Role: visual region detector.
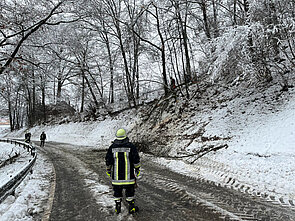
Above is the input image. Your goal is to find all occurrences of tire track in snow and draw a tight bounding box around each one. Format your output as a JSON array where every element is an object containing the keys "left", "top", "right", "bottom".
[{"left": 143, "top": 159, "right": 295, "bottom": 220}]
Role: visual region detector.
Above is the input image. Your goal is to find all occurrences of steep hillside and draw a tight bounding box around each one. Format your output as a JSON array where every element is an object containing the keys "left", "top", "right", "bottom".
[
  {"left": 2, "top": 78, "right": 295, "bottom": 203},
  {"left": 128, "top": 80, "right": 295, "bottom": 203},
  {"left": 130, "top": 81, "right": 294, "bottom": 157}
]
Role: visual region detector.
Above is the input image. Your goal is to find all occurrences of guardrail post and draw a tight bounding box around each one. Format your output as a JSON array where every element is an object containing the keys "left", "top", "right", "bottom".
[{"left": 31, "top": 146, "right": 36, "bottom": 157}]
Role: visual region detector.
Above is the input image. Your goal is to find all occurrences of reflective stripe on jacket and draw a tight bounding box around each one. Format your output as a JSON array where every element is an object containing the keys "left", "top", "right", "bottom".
[{"left": 105, "top": 137, "right": 140, "bottom": 185}]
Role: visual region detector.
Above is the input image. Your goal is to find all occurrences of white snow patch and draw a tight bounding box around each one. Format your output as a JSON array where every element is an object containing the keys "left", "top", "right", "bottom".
[{"left": 0, "top": 149, "right": 53, "bottom": 220}]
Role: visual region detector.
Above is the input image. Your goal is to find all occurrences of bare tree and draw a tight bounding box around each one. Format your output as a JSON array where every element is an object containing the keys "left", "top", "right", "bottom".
[
  {"left": 170, "top": 0, "right": 193, "bottom": 98},
  {"left": 0, "top": 1, "right": 65, "bottom": 75},
  {"left": 129, "top": 2, "right": 170, "bottom": 95}
]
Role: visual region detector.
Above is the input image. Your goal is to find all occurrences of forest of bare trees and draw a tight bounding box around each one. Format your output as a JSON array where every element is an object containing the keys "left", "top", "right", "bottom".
[{"left": 0, "top": 0, "right": 294, "bottom": 130}]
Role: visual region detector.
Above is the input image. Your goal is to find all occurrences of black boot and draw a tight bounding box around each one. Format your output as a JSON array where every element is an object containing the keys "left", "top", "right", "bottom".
[
  {"left": 115, "top": 200, "right": 121, "bottom": 214},
  {"left": 128, "top": 199, "right": 139, "bottom": 214}
]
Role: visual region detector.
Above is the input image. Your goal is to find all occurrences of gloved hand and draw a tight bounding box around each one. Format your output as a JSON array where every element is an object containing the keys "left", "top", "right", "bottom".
[
  {"left": 135, "top": 168, "right": 142, "bottom": 179},
  {"left": 106, "top": 168, "right": 111, "bottom": 177}
]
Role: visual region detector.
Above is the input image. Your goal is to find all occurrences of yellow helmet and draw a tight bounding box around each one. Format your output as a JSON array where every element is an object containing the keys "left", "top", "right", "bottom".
[{"left": 116, "top": 128, "right": 127, "bottom": 140}]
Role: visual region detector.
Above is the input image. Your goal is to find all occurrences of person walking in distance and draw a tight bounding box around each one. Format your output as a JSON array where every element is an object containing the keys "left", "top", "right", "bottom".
[
  {"left": 25, "top": 131, "right": 31, "bottom": 143},
  {"left": 105, "top": 128, "right": 141, "bottom": 214},
  {"left": 40, "top": 131, "right": 46, "bottom": 147}
]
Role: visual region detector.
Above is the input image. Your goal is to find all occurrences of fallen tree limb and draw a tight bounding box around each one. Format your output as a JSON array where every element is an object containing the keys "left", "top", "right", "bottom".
[
  {"left": 190, "top": 144, "right": 228, "bottom": 164},
  {"left": 162, "top": 144, "right": 228, "bottom": 161}
]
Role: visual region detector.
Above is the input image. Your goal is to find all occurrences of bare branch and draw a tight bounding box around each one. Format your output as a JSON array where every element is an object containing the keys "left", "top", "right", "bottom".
[{"left": 0, "top": 1, "right": 64, "bottom": 75}]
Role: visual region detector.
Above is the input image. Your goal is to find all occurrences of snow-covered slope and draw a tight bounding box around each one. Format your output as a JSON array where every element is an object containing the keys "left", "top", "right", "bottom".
[
  {"left": 2, "top": 82, "right": 295, "bottom": 208},
  {"left": 132, "top": 82, "right": 295, "bottom": 204}
]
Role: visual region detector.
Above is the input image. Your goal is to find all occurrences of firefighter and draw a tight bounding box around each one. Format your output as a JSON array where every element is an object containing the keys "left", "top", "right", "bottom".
[
  {"left": 105, "top": 128, "right": 141, "bottom": 214},
  {"left": 25, "top": 131, "right": 31, "bottom": 143}
]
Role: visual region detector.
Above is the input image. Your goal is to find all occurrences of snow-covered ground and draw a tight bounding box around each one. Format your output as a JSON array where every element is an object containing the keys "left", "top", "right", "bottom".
[
  {"left": 0, "top": 153, "right": 53, "bottom": 221},
  {"left": 0, "top": 126, "right": 53, "bottom": 221},
  {"left": 167, "top": 86, "right": 295, "bottom": 203},
  {"left": 0, "top": 84, "right": 294, "bottom": 219},
  {"left": 0, "top": 141, "right": 32, "bottom": 188}
]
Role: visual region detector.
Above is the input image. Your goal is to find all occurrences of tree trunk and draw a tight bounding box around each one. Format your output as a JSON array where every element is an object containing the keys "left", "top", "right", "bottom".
[
  {"left": 154, "top": 5, "right": 168, "bottom": 95},
  {"left": 212, "top": 0, "right": 219, "bottom": 37},
  {"left": 132, "top": 33, "right": 140, "bottom": 105},
  {"left": 172, "top": 39, "right": 182, "bottom": 83},
  {"left": 87, "top": 69, "right": 110, "bottom": 111},
  {"left": 56, "top": 67, "right": 63, "bottom": 103},
  {"left": 243, "top": 0, "right": 249, "bottom": 13},
  {"left": 82, "top": 69, "right": 99, "bottom": 106},
  {"left": 15, "top": 93, "right": 21, "bottom": 130},
  {"left": 269, "top": 1, "right": 280, "bottom": 56},
  {"left": 80, "top": 75, "right": 85, "bottom": 113},
  {"left": 32, "top": 70, "right": 36, "bottom": 125},
  {"left": 106, "top": 39, "right": 114, "bottom": 103},
  {"left": 233, "top": 0, "right": 237, "bottom": 25},
  {"left": 136, "top": 57, "right": 140, "bottom": 100},
  {"left": 100, "top": 23, "right": 115, "bottom": 104},
  {"left": 26, "top": 84, "right": 33, "bottom": 127},
  {"left": 8, "top": 99, "right": 14, "bottom": 131},
  {"left": 42, "top": 86, "right": 46, "bottom": 123},
  {"left": 175, "top": 1, "right": 191, "bottom": 98},
  {"left": 200, "top": 1, "right": 211, "bottom": 39},
  {"left": 53, "top": 78, "right": 56, "bottom": 104},
  {"left": 116, "top": 22, "right": 134, "bottom": 107}
]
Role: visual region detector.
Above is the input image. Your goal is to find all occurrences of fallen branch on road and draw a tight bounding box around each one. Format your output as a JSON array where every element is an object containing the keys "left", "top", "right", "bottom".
[
  {"left": 190, "top": 144, "right": 228, "bottom": 164},
  {"left": 163, "top": 144, "right": 228, "bottom": 162}
]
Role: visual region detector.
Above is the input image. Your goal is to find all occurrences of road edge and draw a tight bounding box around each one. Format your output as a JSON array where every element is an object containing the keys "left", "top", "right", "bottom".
[{"left": 41, "top": 162, "right": 56, "bottom": 221}]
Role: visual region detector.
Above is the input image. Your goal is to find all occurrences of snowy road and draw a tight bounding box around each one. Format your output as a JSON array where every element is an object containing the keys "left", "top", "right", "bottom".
[{"left": 39, "top": 142, "right": 295, "bottom": 221}]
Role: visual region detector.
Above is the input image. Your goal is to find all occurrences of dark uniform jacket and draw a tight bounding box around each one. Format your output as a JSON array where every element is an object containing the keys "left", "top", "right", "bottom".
[
  {"left": 105, "top": 137, "right": 140, "bottom": 185},
  {"left": 25, "top": 133, "right": 31, "bottom": 142},
  {"left": 40, "top": 133, "right": 46, "bottom": 140}
]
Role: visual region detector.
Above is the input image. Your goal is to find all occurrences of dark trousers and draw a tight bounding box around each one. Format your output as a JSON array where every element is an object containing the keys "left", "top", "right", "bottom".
[
  {"left": 113, "top": 184, "right": 135, "bottom": 200},
  {"left": 40, "top": 140, "right": 45, "bottom": 147}
]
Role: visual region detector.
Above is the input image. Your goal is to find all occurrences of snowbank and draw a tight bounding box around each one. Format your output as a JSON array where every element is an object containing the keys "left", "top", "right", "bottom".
[{"left": 0, "top": 141, "right": 53, "bottom": 220}]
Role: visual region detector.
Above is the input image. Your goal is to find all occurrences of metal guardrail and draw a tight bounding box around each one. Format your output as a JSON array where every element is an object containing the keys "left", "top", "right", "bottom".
[{"left": 0, "top": 139, "right": 37, "bottom": 204}]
